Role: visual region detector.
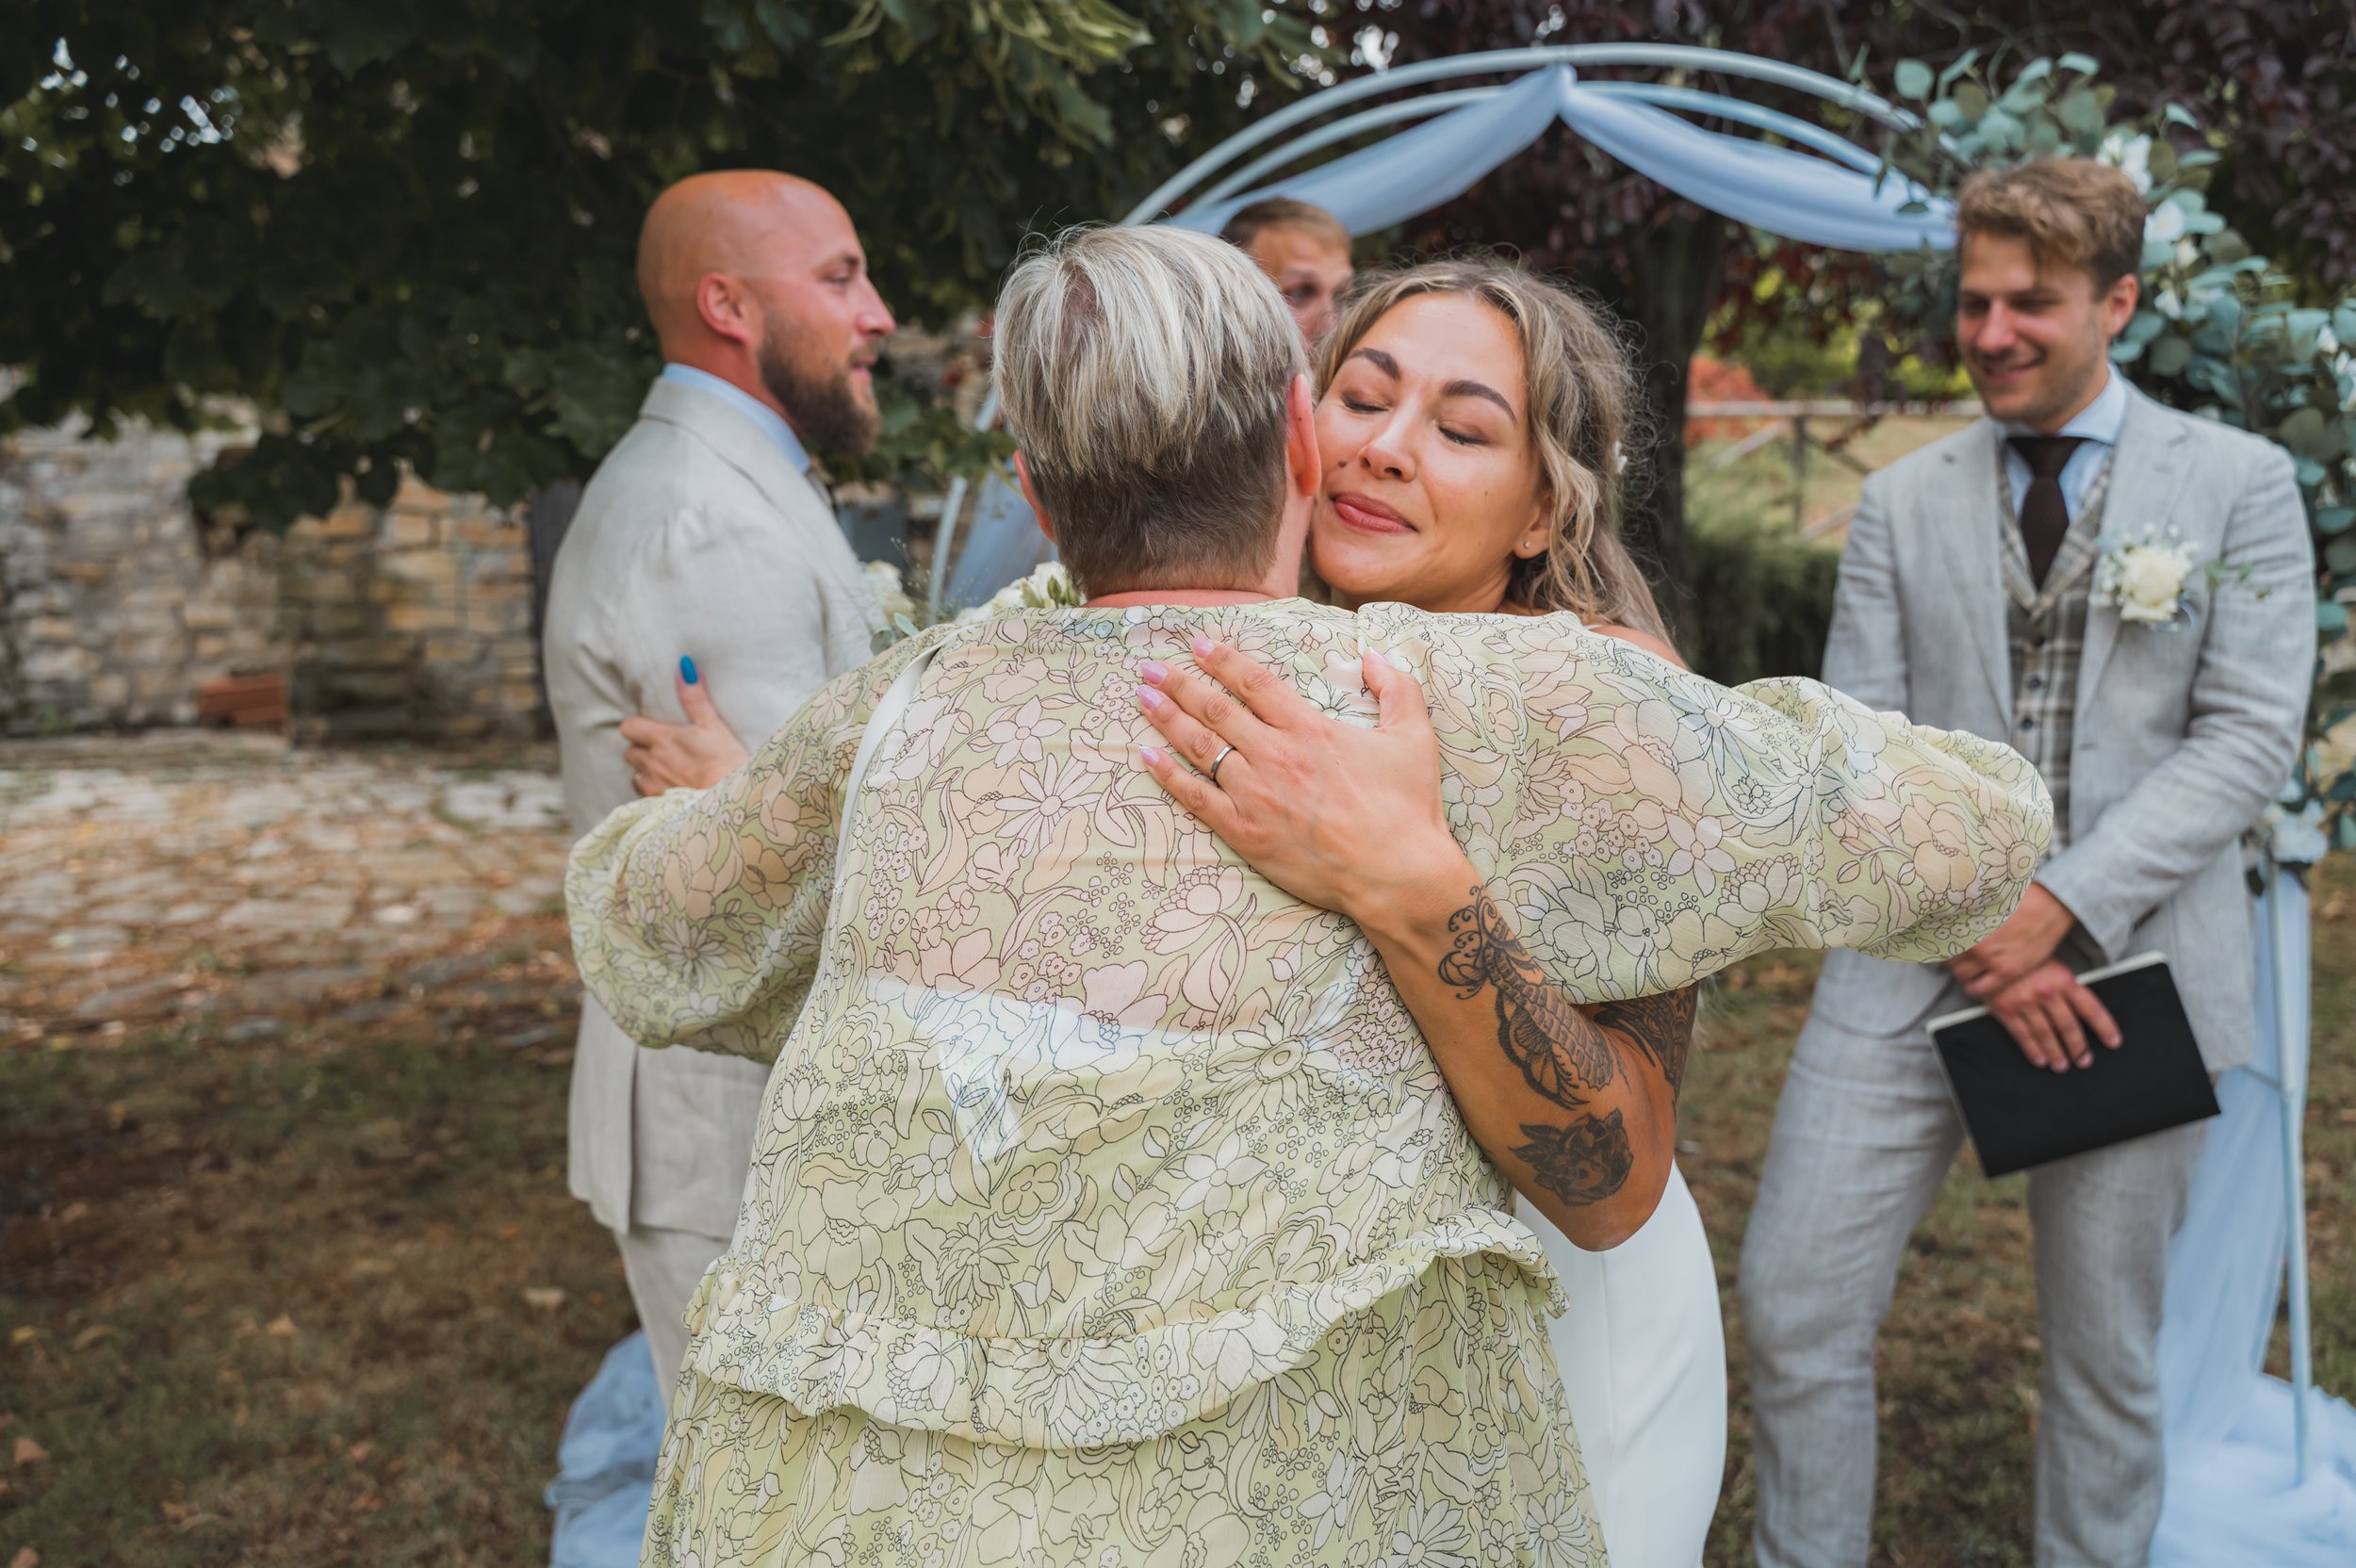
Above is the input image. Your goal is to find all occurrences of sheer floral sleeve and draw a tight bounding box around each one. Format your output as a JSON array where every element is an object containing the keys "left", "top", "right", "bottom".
[
  {"left": 1389, "top": 608, "right": 2053, "bottom": 1001},
  {"left": 564, "top": 629, "right": 941, "bottom": 1062}
]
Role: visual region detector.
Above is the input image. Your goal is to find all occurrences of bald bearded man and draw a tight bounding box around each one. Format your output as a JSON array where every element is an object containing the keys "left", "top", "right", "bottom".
[{"left": 542, "top": 172, "right": 894, "bottom": 1391}]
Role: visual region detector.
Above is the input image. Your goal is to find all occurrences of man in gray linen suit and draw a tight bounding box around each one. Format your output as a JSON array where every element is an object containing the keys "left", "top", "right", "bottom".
[
  {"left": 542, "top": 171, "right": 891, "bottom": 1390},
  {"left": 1740, "top": 158, "right": 2314, "bottom": 1567}
]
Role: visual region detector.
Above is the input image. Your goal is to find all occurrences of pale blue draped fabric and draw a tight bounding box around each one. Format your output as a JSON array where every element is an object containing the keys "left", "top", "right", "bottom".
[
  {"left": 2151, "top": 853, "right": 2356, "bottom": 1562},
  {"left": 545, "top": 1331, "right": 664, "bottom": 1567},
  {"left": 1168, "top": 66, "right": 1954, "bottom": 253}
]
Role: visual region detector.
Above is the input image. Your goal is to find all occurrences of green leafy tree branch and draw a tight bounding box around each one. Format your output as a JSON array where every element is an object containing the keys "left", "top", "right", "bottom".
[{"left": 0, "top": 1, "right": 1328, "bottom": 529}]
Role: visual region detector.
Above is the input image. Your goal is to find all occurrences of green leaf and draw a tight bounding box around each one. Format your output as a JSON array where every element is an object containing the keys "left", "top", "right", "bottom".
[
  {"left": 2059, "top": 88, "right": 2106, "bottom": 137},
  {"left": 2057, "top": 52, "right": 2101, "bottom": 75},
  {"left": 2148, "top": 336, "right": 2193, "bottom": 377},
  {"left": 1939, "top": 48, "right": 1982, "bottom": 90},
  {"left": 2318, "top": 599, "right": 2349, "bottom": 636},
  {"left": 2288, "top": 309, "right": 2332, "bottom": 358},
  {"left": 2327, "top": 538, "right": 2356, "bottom": 576},
  {"left": 2281, "top": 405, "right": 2334, "bottom": 460},
  {"left": 2315, "top": 506, "right": 2356, "bottom": 537},
  {"left": 1894, "top": 59, "right": 1933, "bottom": 101},
  {"left": 1953, "top": 82, "right": 1989, "bottom": 122}
]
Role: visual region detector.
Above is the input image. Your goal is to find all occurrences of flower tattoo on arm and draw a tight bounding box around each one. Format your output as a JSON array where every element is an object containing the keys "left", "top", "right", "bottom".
[
  {"left": 1437, "top": 886, "right": 1697, "bottom": 1208},
  {"left": 1512, "top": 1114, "right": 1637, "bottom": 1208}
]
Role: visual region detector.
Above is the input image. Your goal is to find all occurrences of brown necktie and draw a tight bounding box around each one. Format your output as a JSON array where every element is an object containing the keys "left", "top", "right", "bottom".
[{"left": 2007, "top": 434, "right": 2086, "bottom": 587}]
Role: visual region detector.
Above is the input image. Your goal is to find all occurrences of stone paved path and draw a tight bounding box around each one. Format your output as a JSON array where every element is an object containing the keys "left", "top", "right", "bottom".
[{"left": 0, "top": 731, "right": 576, "bottom": 1043}]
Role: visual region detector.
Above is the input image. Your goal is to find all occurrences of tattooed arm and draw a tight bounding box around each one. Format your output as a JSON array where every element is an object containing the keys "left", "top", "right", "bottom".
[
  {"left": 1129, "top": 637, "right": 1693, "bottom": 1245},
  {"left": 1366, "top": 879, "right": 1692, "bottom": 1248}
]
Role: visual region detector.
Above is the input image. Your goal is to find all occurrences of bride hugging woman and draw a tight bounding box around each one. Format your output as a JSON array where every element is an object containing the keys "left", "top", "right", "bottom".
[{"left": 571, "top": 223, "right": 2048, "bottom": 1566}]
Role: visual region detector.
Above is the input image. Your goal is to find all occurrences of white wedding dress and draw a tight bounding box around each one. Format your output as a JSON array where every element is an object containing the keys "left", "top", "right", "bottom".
[{"left": 1520, "top": 1162, "right": 1726, "bottom": 1568}]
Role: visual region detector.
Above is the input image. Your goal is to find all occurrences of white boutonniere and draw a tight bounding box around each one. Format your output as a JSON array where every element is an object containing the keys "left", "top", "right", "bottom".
[{"left": 2092, "top": 531, "right": 2201, "bottom": 626}]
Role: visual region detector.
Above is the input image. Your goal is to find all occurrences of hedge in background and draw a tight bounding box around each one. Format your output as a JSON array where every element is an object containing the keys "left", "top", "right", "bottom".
[{"left": 1677, "top": 501, "right": 1842, "bottom": 689}]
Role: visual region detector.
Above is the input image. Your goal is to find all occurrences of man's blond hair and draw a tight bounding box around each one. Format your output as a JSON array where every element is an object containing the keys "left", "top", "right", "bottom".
[
  {"left": 1955, "top": 159, "right": 2146, "bottom": 288},
  {"left": 1219, "top": 197, "right": 1350, "bottom": 253},
  {"left": 994, "top": 225, "right": 1306, "bottom": 596}
]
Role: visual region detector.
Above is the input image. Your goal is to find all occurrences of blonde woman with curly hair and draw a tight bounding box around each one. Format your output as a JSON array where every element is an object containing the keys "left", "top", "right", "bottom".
[{"left": 1135, "top": 259, "right": 1721, "bottom": 1568}]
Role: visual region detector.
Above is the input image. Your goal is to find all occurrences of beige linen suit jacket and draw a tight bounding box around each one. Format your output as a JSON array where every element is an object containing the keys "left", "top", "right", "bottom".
[
  {"left": 543, "top": 376, "right": 880, "bottom": 1237},
  {"left": 1809, "top": 385, "right": 2315, "bottom": 1070}
]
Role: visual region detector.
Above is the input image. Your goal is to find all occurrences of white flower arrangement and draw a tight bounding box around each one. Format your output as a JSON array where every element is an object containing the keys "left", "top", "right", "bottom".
[
  {"left": 2092, "top": 531, "right": 2200, "bottom": 626},
  {"left": 862, "top": 559, "right": 919, "bottom": 626},
  {"left": 2099, "top": 130, "right": 2155, "bottom": 195},
  {"left": 870, "top": 560, "right": 1083, "bottom": 652},
  {"left": 958, "top": 561, "right": 1082, "bottom": 619}
]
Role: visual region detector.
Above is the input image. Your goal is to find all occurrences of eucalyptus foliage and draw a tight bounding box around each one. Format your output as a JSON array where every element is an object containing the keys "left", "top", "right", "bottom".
[
  {"left": 1872, "top": 54, "right": 2354, "bottom": 841},
  {"left": 0, "top": 1, "right": 1326, "bottom": 529}
]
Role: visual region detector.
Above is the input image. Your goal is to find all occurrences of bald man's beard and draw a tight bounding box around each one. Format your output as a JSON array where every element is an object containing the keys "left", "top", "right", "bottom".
[{"left": 759, "top": 332, "right": 880, "bottom": 457}]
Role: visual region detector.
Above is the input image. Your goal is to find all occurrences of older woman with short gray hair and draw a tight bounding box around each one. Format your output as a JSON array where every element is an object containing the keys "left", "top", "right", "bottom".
[{"left": 567, "top": 223, "right": 2050, "bottom": 1566}]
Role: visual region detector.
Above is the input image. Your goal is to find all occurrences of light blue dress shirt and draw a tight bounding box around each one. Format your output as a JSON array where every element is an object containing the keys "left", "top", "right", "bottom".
[
  {"left": 660, "top": 364, "right": 812, "bottom": 475},
  {"left": 2000, "top": 365, "right": 2128, "bottom": 525}
]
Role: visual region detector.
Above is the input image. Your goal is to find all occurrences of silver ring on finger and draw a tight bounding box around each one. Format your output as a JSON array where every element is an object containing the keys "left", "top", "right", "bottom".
[{"left": 1207, "top": 743, "right": 1235, "bottom": 784}]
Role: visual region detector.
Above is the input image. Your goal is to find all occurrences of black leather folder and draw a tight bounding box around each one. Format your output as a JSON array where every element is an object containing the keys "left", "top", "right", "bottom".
[{"left": 1927, "top": 953, "right": 2220, "bottom": 1178}]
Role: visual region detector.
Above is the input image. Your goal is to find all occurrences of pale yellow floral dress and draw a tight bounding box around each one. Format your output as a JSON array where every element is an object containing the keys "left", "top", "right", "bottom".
[{"left": 567, "top": 601, "right": 2050, "bottom": 1568}]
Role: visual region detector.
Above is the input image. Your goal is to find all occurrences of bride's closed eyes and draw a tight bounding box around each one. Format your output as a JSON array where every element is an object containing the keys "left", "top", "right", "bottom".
[
  {"left": 1331, "top": 390, "right": 1490, "bottom": 447},
  {"left": 1326, "top": 358, "right": 1513, "bottom": 450}
]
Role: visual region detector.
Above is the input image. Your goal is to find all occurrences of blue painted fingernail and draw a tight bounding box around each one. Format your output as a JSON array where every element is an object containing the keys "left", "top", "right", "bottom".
[{"left": 680, "top": 656, "right": 698, "bottom": 685}]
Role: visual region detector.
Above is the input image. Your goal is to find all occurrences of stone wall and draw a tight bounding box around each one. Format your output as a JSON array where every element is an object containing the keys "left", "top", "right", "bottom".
[
  {"left": 0, "top": 420, "right": 280, "bottom": 732},
  {"left": 0, "top": 420, "right": 546, "bottom": 743},
  {"left": 276, "top": 480, "right": 542, "bottom": 742}
]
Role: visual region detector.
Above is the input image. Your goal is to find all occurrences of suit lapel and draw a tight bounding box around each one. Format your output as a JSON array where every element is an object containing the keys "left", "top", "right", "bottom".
[
  {"left": 1931, "top": 418, "right": 2016, "bottom": 727},
  {"left": 639, "top": 378, "right": 833, "bottom": 529},
  {"left": 2074, "top": 390, "right": 2188, "bottom": 711}
]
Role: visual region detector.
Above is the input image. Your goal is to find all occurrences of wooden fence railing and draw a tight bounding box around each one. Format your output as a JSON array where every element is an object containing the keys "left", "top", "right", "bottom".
[{"left": 1687, "top": 400, "right": 1982, "bottom": 536}]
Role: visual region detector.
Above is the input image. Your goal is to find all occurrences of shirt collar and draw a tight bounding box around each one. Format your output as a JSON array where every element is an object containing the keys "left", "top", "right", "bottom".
[
  {"left": 660, "top": 363, "right": 812, "bottom": 474},
  {"left": 2001, "top": 365, "right": 2129, "bottom": 447}
]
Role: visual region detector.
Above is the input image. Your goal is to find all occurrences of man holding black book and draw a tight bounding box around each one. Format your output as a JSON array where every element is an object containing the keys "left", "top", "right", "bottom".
[{"left": 1740, "top": 158, "right": 2315, "bottom": 1568}]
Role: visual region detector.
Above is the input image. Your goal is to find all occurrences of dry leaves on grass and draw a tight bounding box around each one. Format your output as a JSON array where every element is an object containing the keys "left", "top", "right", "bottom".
[{"left": 12, "top": 1437, "right": 48, "bottom": 1467}]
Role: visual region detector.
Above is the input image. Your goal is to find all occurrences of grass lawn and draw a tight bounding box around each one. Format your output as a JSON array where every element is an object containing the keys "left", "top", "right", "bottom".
[{"left": 6, "top": 874, "right": 2351, "bottom": 1566}]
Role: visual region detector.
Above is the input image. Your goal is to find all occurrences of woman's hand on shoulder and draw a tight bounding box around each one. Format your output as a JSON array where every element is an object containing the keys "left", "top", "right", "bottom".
[
  {"left": 1132, "top": 639, "right": 1472, "bottom": 930},
  {"left": 618, "top": 662, "right": 751, "bottom": 795}
]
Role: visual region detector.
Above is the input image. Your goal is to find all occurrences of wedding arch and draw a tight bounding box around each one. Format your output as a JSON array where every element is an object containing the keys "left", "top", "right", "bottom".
[
  {"left": 918, "top": 44, "right": 2351, "bottom": 1556},
  {"left": 926, "top": 43, "right": 1953, "bottom": 613}
]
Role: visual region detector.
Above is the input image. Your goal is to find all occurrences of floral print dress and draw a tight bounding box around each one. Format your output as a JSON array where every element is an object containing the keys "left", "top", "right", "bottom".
[{"left": 566, "top": 600, "right": 2050, "bottom": 1568}]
